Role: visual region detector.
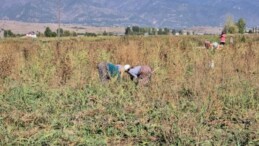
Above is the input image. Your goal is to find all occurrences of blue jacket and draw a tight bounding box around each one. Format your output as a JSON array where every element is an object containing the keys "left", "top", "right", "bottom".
[{"left": 107, "top": 63, "right": 120, "bottom": 78}]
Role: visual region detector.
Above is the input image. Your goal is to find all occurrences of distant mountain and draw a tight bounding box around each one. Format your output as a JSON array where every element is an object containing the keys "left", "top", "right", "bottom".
[{"left": 1, "top": 0, "right": 259, "bottom": 28}]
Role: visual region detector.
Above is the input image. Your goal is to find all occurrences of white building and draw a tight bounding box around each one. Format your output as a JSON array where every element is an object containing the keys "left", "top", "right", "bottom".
[
  {"left": 25, "top": 31, "right": 37, "bottom": 38},
  {"left": 252, "top": 27, "right": 259, "bottom": 33},
  {"left": 174, "top": 32, "right": 180, "bottom": 36}
]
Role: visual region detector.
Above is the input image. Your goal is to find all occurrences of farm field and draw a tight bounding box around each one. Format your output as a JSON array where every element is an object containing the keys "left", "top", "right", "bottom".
[{"left": 0, "top": 35, "right": 258, "bottom": 145}]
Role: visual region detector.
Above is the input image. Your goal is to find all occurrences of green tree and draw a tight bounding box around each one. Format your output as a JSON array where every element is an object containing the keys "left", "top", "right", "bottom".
[
  {"left": 63, "top": 30, "right": 71, "bottom": 36},
  {"left": 72, "top": 31, "right": 77, "bottom": 36},
  {"left": 164, "top": 28, "right": 170, "bottom": 35},
  {"left": 132, "top": 26, "right": 140, "bottom": 35},
  {"left": 125, "top": 27, "right": 132, "bottom": 35},
  {"left": 148, "top": 28, "right": 155, "bottom": 35},
  {"left": 103, "top": 31, "right": 108, "bottom": 36},
  {"left": 85, "top": 32, "right": 97, "bottom": 37},
  {"left": 158, "top": 28, "right": 164, "bottom": 35},
  {"left": 44, "top": 27, "right": 52, "bottom": 37},
  {"left": 4, "top": 30, "right": 15, "bottom": 37},
  {"left": 56, "top": 28, "right": 64, "bottom": 37},
  {"left": 224, "top": 15, "right": 239, "bottom": 34},
  {"left": 51, "top": 32, "right": 57, "bottom": 37},
  {"left": 236, "top": 18, "right": 246, "bottom": 34}
]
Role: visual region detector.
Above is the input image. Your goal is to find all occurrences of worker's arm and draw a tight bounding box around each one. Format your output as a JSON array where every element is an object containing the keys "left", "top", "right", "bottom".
[{"left": 119, "top": 67, "right": 124, "bottom": 79}]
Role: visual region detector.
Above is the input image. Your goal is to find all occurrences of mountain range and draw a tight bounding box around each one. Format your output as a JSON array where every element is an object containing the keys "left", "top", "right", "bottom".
[{"left": 1, "top": 0, "right": 259, "bottom": 28}]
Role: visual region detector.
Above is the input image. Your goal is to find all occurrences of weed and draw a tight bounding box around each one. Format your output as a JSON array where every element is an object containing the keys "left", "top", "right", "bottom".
[{"left": 0, "top": 35, "right": 258, "bottom": 145}]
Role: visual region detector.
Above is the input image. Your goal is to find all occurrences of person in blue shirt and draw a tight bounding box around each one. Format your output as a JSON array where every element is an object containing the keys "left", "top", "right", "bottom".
[{"left": 97, "top": 62, "right": 130, "bottom": 83}]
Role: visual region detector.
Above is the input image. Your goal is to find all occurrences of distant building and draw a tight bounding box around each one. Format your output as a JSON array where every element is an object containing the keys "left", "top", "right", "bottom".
[
  {"left": 194, "top": 32, "right": 205, "bottom": 35},
  {"left": 174, "top": 32, "right": 180, "bottom": 36},
  {"left": 182, "top": 30, "right": 188, "bottom": 35},
  {"left": 0, "top": 28, "right": 4, "bottom": 39},
  {"left": 252, "top": 27, "right": 259, "bottom": 33},
  {"left": 25, "top": 31, "right": 37, "bottom": 38}
]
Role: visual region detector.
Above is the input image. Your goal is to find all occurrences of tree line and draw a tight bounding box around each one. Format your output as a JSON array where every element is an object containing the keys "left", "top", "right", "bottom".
[
  {"left": 125, "top": 17, "right": 249, "bottom": 36},
  {"left": 44, "top": 27, "right": 78, "bottom": 37},
  {"left": 2, "top": 27, "right": 100, "bottom": 38},
  {"left": 125, "top": 26, "right": 171, "bottom": 35},
  {"left": 0, "top": 17, "right": 255, "bottom": 38}
]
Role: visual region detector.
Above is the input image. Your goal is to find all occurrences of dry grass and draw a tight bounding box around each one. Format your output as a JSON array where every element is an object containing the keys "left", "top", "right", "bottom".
[{"left": 0, "top": 35, "right": 258, "bottom": 145}]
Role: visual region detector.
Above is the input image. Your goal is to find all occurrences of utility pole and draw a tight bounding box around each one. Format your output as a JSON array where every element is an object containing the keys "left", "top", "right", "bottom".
[
  {"left": 57, "top": 0, "right": 61, "bottom": 38},
  {"left": 56, "top": 0, "right": 61, "bottom": 57}
]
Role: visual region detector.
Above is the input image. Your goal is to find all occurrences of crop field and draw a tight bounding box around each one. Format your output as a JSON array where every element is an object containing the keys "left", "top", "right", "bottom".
[{"left": 0, "top": 35, "right": 258, "bottom": 145}]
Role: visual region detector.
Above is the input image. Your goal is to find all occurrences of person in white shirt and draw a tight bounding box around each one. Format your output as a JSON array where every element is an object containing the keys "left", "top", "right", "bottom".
[{"left": 126, "top": 65, "right": 152, "bottom": 86}]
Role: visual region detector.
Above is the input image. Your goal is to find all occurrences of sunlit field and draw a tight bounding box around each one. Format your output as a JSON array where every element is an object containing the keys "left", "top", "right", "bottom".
[{"left": 0, "top": 35, "right": 258, "bottom": 145}]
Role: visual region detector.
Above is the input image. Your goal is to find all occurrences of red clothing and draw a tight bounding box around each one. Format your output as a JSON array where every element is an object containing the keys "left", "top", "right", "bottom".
[{"left": 220, "top": 34, "right": 226, "bottom": 43}]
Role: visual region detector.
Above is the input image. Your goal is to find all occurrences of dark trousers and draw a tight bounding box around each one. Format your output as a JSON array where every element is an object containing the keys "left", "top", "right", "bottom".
[{"left": 97, "top": 62, "right": 109, "bottom": 83}]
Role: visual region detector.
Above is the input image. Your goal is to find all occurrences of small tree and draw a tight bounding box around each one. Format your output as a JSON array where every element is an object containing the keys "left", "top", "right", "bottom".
[
  {"left": 56, "top": 28, "right": 64, "bottom": 37},
  {"left": 224, "top": 15, "right": 239, "bottom": 34},
  {"left": 72, "top": 31, "right": 77, "bottom": 36},
  {"left": 248, "top": 29, "right": 253, "bottom": 34},
  {"left": 63, "top": 30, "right": 71, "bottom": 36},
  {"left": 125, "top": 27, "right": 132, "bottom": 35},
  {"left": 164, "top": 28, "right": 170, "bottom": 35},
  {"left": 236, "top": 18, "right": 246, "bottom": 34},
  {"left": 44, "top": 27, "right": 52, "bottom": 37},
  {"left": 132, "top": 26, "right": 140, "bottom": 35},
  {"left": 158, "top": 28, "right": 164, "bottom": 35},
  {"left": 4, "top": 30, "right": 15, "bottom": 37},
  {"left": 103, "top": 31, "right": 108, "bottom": 36},
  {"left": 51, "top": 32, "right": 57, "bottom": 37}
]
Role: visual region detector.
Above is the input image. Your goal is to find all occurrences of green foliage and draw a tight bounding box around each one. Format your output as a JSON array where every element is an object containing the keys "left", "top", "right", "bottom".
[
  {"left": 224, "top": 16, "right": 246, "bottom": 34},
  {"left": 72, "top": 31, "right": 77, "bottom": 36},
  {"left": 63, "top": 30, "right": 71, "bottom": 36},
  {"left": 4, "top": 30, "right": 15, "bottom": 37},
  {"left": 241, "top": 35, "right": 246, "bottom": 42},
  {"left": 228, "top": 25, "right": 239, "bottom": 34},
  {"left": 85, "top": 32, "right": 97, "bottom": 37},
  {"left": 125, "top": 27, "right": 132, "bottom": 35},
  {"left": 236, "top": 18, "right": 246, "bottom": 34},
  {"left": 224, "top": 16, "right": 239, "bottom": 34},
  {"left": 0, "top": 36, "right": 258, "bottom": 145},
  {"left": 51, "top": 32, "right": 57, "bottom": 37},
  {"left": 103, "top": 31, "right": 108, "bottom": 36},
  {"left": 44, "top": 27, "right": 53, "bottom": 37},
  {"left": 56, "top": 28, "right": 64, "bottom": 37},
  {"left": 125, "top": 26, "right": 171, "bottom": 35}
]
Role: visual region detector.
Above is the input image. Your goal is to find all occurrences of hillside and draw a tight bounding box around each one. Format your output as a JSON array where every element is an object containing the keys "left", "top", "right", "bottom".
[
  {"left": 0, "top": 0, "right": 259, "bottom": 27},
  {"left": 0, "top": 20, "right": 125, "bottom": 34}
]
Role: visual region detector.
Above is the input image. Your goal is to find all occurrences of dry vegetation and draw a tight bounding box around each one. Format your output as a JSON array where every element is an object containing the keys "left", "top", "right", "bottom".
[{"left": 0, "top": 35, "right": 258, "bottom": 145}]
